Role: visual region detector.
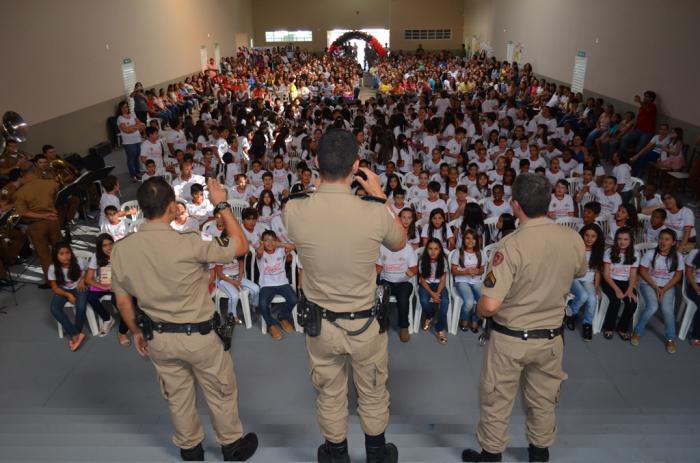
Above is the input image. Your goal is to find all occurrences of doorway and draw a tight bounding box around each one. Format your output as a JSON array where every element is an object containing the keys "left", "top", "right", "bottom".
[{"left": 327, "top": 29, "right": 390, "bottom": 68}]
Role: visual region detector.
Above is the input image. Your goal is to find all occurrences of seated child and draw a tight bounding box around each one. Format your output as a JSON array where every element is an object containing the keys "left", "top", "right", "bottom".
[{"left": 256, "top": 230, "right": 298, "bottom": 341}]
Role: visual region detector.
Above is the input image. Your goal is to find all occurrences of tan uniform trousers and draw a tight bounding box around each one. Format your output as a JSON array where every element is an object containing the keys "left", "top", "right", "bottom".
[
  {"left": 25, "top": 219, "right": 62, "bottom": 277},
  {"left": 476, "top": 331, "right": 567, "bottom": 454},
  {"left": 148, "top": 331, "right": 244, "bottom": 449},
  {"left": 306, "top": 318, "right": 389, "bottom": 443}
]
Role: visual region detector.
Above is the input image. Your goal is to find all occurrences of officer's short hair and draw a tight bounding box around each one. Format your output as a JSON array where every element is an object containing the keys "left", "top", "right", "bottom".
[
  {"left": 512, "top": 173, "right": 550, "bottom": 218},
  {"left": 317, "top": 129, "right": 357, "bottom": 181},
  {"left": 137, "top": 177, "right": 176, "bottom": 220}
]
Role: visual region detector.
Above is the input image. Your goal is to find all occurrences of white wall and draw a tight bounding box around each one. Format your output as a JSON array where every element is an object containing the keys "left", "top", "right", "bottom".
[
  {"left": 463, "top": 0, "right": 699, "bottom": 127},
  {"left": 0, "top": 0, "right": 253, "bottom": 126}
]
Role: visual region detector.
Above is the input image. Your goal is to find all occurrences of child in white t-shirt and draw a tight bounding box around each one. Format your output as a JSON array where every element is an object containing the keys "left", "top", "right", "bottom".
[
  {"left": 100, "top": 205, "right": 129, "bottom": 241},
  {"left": 596, "top": 176, "right": 623, "bottom": 216},
  {"left": 48, "top": 242, "right": 90, "bottom": 351},
  {"left": 483, "top": 184, "right": 512, "bottom": 219},
  {"left": 601, "top": 227, "right": 639, "bottom": 339},
  {"left": 450, "top": 229, "right": 485, "bottom": 332},
  {"left": 416, "top": 181, "right": 447, "bottom": 220},
  {"left": 256, "top": 230, "right": 298, "bottom": 340},
  {"left": 209, "top": 229, "right": 260, "bottom": 326},
  {"left": 186, "top": 183, "right": 213, "bottom": 226},
  {"left": 634, "top": 228, "right": 684, "bottom": 352},
  {"left": 99, "top": 175, "right": 135, "bottom": 227},
  {"left": 547, "top": 180, "right": 575, "bottom": 219},
  {"left": 376, "top": 241, "right": 418, "bottom": 342},
  {"left": 170, "top": 201, "right": 200, "bottom": 232}
]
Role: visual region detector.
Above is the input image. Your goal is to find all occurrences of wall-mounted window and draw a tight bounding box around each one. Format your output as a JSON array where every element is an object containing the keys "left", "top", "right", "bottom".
[
  {"left": 265, "top": 30, "right": 313, "bottom": 42},
  {"left": 404, "top": 29, "right": 452, "bottom": 40}
]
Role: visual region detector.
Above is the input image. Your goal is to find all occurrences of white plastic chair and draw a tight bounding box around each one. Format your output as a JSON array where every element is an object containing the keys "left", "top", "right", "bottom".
[
  {"left": 577, "top": 192, "right": 596, "bottom": 217},
  {"left": 565, "top": 177, "right": 582, "bottom": 196},
  {"left": 215, "top": 286, "right": 253, "bottom": 329},
  {"left": 128, "top": 218, "right": 146, "bottom": 233},
  {"left": 227, "top": 198, "right": 249, "bottom": 223},
  {"left": 484, "top": 216, "right": 499, "bottom": 243},
  {"left": 678, "top": 275, "right": 697, "bottom": 341},
  {"left": 121, "top": 200, "right": 142, "bottom": 220},
  {"left": 57, "top": 250, "right": 101, "bottom": 339},
  {"left": 555, "top": 216, "right": 583, "bottom": 231},
  {"left": 630, "top": 176, "right": 645, "bottom": 195},
  {"left": 256, "top": 251, "right": 301, "bottom": 334},
  {"left": 636, "top": 213, "right": 650, "bottom": 244},
  {"left": 592, "top": 292, "right": 608, "bottom": 335},
  {"left": 594, "top": 214, "right": 611, "bottom": 238}
]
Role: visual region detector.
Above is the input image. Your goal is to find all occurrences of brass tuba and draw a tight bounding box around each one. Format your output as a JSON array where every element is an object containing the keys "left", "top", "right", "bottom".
[
  {"left": 0, "top": 111, "right": 28, "bottom": 154},
  {"left": 51, "top": 159, "right": 79, "bottom": 185}
]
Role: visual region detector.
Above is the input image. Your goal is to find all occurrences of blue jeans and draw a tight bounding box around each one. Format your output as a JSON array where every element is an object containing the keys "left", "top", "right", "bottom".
[
  {"left": 50, "top": 288, "right": 89, "bottom": 338},
  {"left": 454, "top": 281, "right": 481, "bottom": 322},
  {"left": 635, "top": 281, "right": 677, "bottom": 340},
  {"left": 217, "top": 278, "right": 260, "bottom": 315},
  {"left": 631, "top": 150, "right": 660, "bottom": 176},
  {"left": 258, "top": 284, "right": 297, "bottom": 327},
  {"left": 585, "top": 128, "right": 604, "bottom": 148},
  {"left": 123, "top": 143, "right": 141, "bottom": 177},
  {"left": 418, "top": 283, "right": 449, "bottom": 332},
  {"left": 620, "top": 129, "right": 654, "bottom": 154},
  {"left": 569, "top": 279, "right": 597, "bottom": 325}
]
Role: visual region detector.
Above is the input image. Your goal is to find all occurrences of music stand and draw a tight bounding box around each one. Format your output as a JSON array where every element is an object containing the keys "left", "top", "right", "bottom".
[{"left": 75, "top": 165, "right": 115, "bottom": 219}]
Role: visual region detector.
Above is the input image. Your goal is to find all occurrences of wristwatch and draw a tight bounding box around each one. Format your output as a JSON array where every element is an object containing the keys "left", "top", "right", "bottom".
[{"left": 214, "top": 201, "right": 230, "bottom": 213}]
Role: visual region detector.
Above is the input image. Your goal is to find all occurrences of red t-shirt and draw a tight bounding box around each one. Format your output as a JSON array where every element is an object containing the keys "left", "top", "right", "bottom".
[{"left": 636, "top": 103, "right": 657, "bottom": 133}]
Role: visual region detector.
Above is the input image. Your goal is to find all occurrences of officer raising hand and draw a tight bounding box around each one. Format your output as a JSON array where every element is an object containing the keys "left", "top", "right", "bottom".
[
  {"left": 462, "top": 173, "right": 587, "bottom": 463},
  {"left": 112, "top": 177, "right": 258, "bottom": 462}
]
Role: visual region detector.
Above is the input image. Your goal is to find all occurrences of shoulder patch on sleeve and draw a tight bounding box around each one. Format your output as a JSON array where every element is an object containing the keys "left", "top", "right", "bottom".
[
  {"left": 484, "top": 271, "right": 497, "bottom": 288},
  {"left": 215, "top": 236, "right": 230, "bottom": 247},
  {"left": 492, "top": 251, "right": 504, "bottom": 267},
  {"left": 200, "top": 232, "right": 213, "bottom": 241}
]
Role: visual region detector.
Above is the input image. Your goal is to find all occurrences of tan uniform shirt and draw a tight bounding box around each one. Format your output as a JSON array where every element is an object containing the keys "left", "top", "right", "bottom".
[
  {"left": 284, "top": 183, "right": 404, "bottom": 312},
  {"left": 13, "top": 177, "right": 59, "bottom": 217},
  {"left": 111, "top": 222, "right": 239, "bottom": 323},
  {"left": 482, "top": 217, "right": 588, "bottom": 330}
]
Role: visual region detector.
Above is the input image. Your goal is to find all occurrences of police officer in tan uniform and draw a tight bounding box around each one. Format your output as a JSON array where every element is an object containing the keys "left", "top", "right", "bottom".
[
  {"left": 13, "top": 162, "right": 63, "bottom": 288},
  {"left": 111, "top": 177, "right": 258, "bottom": 462},
  {"left": 284, "top": 129, "right": 406, "bottom": 463},
  {"left": 462, "top": 173, "right": 587, "bottom": 463}
]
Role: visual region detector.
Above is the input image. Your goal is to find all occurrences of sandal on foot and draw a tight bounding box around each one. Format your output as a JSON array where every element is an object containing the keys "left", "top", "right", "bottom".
[
  {"left": 470, "top": 321, "right": 480, "bottom": 333},
  {"left": 422, "top": 319, "right": 432, "bottom": 331},
  {"left": 459, "top": 322, "right": 469, "bottom": 332},
  {"left": 118, "top": 334, "right": 131, "bottom": 347},
  {"left": 603, "top": 331, "right": 614, "bottom": 340},
  {"left": 618, "top": 331, "right": 631, "bottom": 341},
  {"left": 435, "top": 330, "right": 448, "bottom": 344}
]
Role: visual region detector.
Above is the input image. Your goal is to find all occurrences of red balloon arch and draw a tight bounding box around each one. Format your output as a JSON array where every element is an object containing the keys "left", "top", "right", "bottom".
[{"left": 327, "top": 30, "right": 386, "bottom": 57}]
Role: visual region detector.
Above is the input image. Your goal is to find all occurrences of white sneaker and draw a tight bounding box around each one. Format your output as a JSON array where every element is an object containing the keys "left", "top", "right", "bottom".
[{"left": 99, "top": 318, "right": 116, "bottom": 337}]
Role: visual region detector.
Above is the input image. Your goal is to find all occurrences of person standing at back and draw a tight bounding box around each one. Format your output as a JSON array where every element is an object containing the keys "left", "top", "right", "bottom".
[
  {"left": 462, "top": 173, "right": 587, "bottom": 463},
  {"left": 284, "top": 129, "right": 406, "bottom": 463},
  {"left": 111, "top": 177, "right": 258, "bottom": 462}
]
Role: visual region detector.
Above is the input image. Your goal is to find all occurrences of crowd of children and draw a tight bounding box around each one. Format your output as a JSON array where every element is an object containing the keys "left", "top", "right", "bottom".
[{"left": 38, "top": 46, "right": 699, "bottom": 353}]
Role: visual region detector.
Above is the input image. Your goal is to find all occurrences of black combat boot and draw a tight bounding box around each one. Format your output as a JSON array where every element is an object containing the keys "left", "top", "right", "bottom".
[
  {"left": 582, "top": 323, "right": 593, "bottom": 342},
  {"left": 461, "top": 448, "right": 502, "bottom": 462},
  {"left": 317, "top": 439, "right": 350, "bottom": 463},
  {"left": 365, "top": 433, "right": 398, "bottom": 463},
  {"left": 528, "top": 444, "right": 549, "bottom": 462},
  {"left": 180, "top": 442, "right": 204, "bottom": 461},
  {"left": 221, "top": 433, "right": 258, "bottom": 461}
]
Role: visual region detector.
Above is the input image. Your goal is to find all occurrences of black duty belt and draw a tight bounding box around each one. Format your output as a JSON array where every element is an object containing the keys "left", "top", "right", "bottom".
[
  {"left": 492, "top": 320, "right": 562, "bottom": 340},
  {"left": 321, "top": 307, "right": 375, "bottom": 322},
  {"left": 154, "top": 317, "right": 217, "bottom": 335}
]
